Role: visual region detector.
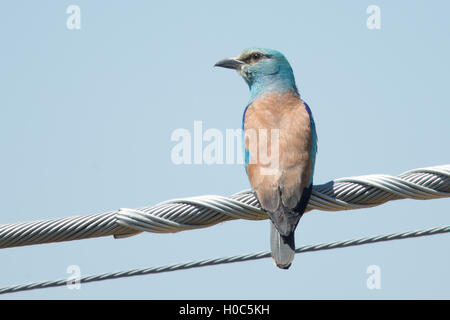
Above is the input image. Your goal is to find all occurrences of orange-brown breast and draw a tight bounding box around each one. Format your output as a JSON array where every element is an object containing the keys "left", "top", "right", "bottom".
[{"left": 244, "top": 91, "right": 312, "bottom": 213}]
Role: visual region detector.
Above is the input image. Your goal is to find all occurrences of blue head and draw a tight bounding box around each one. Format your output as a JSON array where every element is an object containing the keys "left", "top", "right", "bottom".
[{"left": 215, "top": 47, "right": 298, "bottom": 102}]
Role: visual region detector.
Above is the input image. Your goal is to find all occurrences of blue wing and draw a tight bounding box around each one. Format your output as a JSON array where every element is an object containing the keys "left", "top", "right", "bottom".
[{"left": 304, "top": 101, "right": 317, "bottom": 186}]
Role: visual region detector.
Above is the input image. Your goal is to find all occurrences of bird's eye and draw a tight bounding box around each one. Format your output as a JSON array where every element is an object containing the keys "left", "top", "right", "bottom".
[{"left": 252, "top": 53, "right": 262, "bottom": 60}]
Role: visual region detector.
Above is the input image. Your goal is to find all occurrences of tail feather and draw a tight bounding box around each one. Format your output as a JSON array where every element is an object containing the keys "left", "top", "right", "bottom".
[{"left": 270, "top": 221, "right": 295, "bottom": 269}]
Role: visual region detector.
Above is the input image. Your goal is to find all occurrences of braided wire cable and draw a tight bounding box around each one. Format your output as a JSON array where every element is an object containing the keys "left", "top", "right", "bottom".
[
  {"left": 0, "top": 224, "right": 448, "bottom": 295},
  {"left": 0, "top": 164, "right": 449, "bottom": 249}
]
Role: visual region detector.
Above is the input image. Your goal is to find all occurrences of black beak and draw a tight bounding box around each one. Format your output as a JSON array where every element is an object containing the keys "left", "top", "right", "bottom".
[{"left": 214, "top": 58, "right": 245, "bottom": 70}]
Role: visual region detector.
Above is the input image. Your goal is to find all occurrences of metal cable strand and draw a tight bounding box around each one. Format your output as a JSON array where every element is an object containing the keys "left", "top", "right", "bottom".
[
  {"left": 0, "top": 164, "right": 449, "bottom": 249},
  {"left": 0, "top": 212, "right": 131, "bottom": 249},
  {"left": 116, "top": 164, "right": 450, "bottom": 233},
  {"left": 0, "top": 224, "right": 448, "bottom": 295}
]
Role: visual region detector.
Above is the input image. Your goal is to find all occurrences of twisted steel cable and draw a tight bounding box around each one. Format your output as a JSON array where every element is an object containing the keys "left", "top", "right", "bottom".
[
  {"left": 0, "top": 164, "right": 449, "bottom": 249},
  {"left": 0, "top": 224, "right": 449, "bottom": 295}
]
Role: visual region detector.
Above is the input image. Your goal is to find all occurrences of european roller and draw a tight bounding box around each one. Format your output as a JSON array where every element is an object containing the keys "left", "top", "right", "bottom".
[{"left": 215, "top": 48, "right": 317, "bottom": 269}]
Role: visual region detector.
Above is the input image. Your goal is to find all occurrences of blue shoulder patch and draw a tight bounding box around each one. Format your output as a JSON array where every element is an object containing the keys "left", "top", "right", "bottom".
[
  {"left": 304, "top": 101, "right": 313, "bottom": 120},
  {"left": 242, "top": 103, "right": 251, "bottom": 174}
]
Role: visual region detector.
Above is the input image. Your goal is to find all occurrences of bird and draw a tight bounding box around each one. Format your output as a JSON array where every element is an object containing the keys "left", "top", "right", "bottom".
[{"left": 215, "top": 48, "right": 317, "bottom": 269}]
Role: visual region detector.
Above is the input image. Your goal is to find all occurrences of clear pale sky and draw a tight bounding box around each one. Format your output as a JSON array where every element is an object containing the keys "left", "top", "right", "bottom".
[{"left": 0, "top": 1, "right": 449, "bottom": 299}]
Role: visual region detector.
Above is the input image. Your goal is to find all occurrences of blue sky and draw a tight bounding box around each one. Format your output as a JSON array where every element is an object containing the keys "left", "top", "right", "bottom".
[{"left": 0, "top": 1, "right": 449, "bottom": 299}]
